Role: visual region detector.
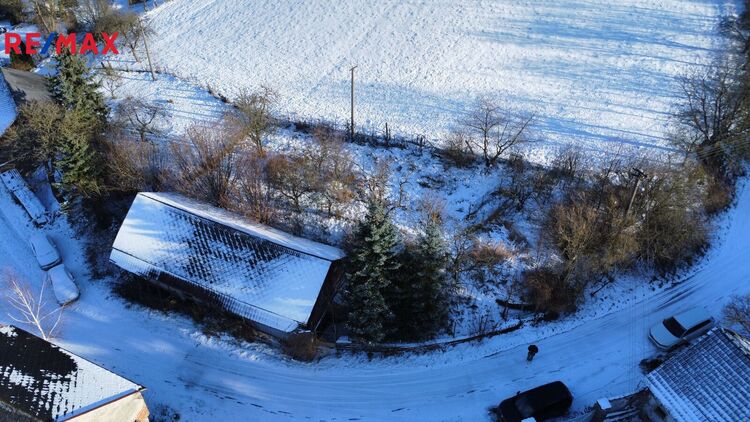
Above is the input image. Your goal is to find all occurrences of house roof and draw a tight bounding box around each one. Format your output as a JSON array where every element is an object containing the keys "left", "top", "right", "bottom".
[
  {"left": 110, "top": 192, "right": 345, "bottom": 333},
  {"left": 647, "top": 328, "right": 750, "bottom": 422},
  {"left": 0, "top": 325, "right": 143, "bottom": 421},
  {"left": 0, "top": 68, "right": 53, "bottom": 105},
  {"left": 0, "top": 70, "right": 17, "bottom": 136}
]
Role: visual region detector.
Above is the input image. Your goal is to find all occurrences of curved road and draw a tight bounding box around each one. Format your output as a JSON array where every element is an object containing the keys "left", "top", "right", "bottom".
[{"left": 0, "top": 182, "right": 747, "bottom": 421}]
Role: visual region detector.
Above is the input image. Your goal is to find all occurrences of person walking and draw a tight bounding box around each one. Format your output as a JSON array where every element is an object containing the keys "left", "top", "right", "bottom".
[{"left": 527, "top": 344, "right": 539, "bottom": 362}]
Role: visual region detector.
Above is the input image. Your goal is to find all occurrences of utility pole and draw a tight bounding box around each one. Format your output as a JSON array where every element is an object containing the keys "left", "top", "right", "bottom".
[
  {"left": 140, "top": 21, "right": 156, "bottom": 81},
  {"left": 624, "top": 167, "right": 646, "bottom": 217},
  {"left": 350, "top": 65, "right": 357, "bottom": 141}
]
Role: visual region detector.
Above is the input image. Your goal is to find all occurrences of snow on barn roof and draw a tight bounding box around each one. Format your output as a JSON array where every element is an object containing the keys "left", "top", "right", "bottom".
[
  {"left": 110, "top": 192, "right": 345, "bottom": 333},
  {"left": 647, "top": 328, "right": 750, "bottom": 422},
  {"left": 0, "top": 325, "right": 143, "bottom": 421}
]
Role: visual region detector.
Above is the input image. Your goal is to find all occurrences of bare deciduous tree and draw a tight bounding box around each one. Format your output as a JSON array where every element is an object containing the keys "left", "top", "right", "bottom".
[
  {"left": 267, "top": 153, "right": 314, "bottom": 213},
  {"left": 3, "top": 269, "right": 63, "bottom": 340},
  {"left": 674, "top": 64, "right": 750, "bottom": 169},
  {"left": 115, "top": 96, "right": 171, "bottom": 142},
  {"left": 99, "top": 62, "right": 122, "bottom": 99},
  {"left": 306, "top": 129, "right": 359, "bottom": 217},
  {"left": 29, "top": 0, "right": 69, "bottom": 34},
  {"left": 227, "top": 87, "right": 277, "bottom": 156},
  {"left": 464, "top": 98, "right": 533, "bottom": 167},
  {"left": 723, "top": 294, "right": 750, "bottom": 337}
]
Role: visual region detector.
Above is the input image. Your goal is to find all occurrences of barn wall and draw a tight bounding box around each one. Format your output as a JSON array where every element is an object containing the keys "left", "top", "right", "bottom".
[
  {"left": 307, "top": 259, "right": 345, "bottom": 332},
  {"left": 67, "top": 391, "right": 149, "bottom": 422}
]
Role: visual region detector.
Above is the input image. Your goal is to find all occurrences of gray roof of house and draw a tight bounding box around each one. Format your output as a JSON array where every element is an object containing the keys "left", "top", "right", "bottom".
[
  {"left": 647, "top": 328, "right": 750, "bottom": 421},
  {"left": 0, "top": 325, "right": 142, "bottom": 421},
  {"left": 0, "top": 68, "right": 53, "bottom": 105}
]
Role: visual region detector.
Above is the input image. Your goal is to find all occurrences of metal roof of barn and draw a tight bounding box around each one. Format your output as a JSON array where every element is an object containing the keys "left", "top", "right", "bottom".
[{"left": 110, "top": 192, "right": 345, "bottom": 333}]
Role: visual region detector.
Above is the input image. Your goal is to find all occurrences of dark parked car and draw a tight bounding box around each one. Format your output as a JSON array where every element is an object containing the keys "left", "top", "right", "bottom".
[{"left": 495, "top": 381, "right": 573, "bottom": 422}]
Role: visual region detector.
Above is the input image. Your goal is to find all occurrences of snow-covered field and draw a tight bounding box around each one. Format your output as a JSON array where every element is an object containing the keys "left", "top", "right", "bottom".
[{"left": 136, "top": 0, "right": 739, "bottom": 162}]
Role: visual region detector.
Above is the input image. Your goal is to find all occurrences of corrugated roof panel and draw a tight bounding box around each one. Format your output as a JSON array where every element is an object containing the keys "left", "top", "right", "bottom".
[
  {"left": 111, "top": 193, "right": 341, "bottom": 329},
  {"left": 647, "top": 328, "right": 750, "bottom": 421}
]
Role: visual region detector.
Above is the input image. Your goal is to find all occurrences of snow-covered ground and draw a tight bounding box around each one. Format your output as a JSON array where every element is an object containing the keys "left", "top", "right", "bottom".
[
  {"left": 0, "top": 168, "right": 748, "bottom": 420},
  {"left": 130, "top": 0, "right": 740, "bottom": 163}
]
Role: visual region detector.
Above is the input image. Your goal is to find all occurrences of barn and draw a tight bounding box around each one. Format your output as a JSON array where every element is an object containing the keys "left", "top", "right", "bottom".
[{"left": 109, "top": 192, "right": 346, "bottom": 337}]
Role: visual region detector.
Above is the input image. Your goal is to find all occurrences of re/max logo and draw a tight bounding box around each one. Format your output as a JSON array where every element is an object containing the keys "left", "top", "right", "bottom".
[{"left": 4, "top": 32, "right": 119, "bottom": 55}]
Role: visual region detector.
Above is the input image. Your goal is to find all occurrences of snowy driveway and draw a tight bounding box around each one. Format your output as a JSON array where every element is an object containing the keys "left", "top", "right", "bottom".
[{"left": 0, "top": 181, "right": 747, "bottom": 421}]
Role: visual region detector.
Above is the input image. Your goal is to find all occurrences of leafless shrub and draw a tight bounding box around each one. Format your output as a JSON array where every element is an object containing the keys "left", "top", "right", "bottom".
[
  {"left": 171, "top": 124, "right": 241, "bottom": 207},
  {"left": 635, "top": 171, "right": 709, "bottom": 272},
  {"left": 703, "top": 174, "right": 734, "bottom": 215},
  {"left": 522, "top": 267, "right": 575, "bottom": 314},
  {"left": 104, "top": 137, "right": 169, "bottom": 193},
  {"left": 2, "top": 101, "right": 65, "bottom": 179},
  {"left": 3, "top": 269, "right": 63, "bottom": 340},
  {"left": 467, "top": 311, "right": 499, "bottom": 337},
  {"left": 441, "top": 130, "right": 475, "bottom": 167},
  {"left": 448, "top": 226, "right": 475, "bottom": 285},
  {"left": 551, "top": 146, "right": 587, "bottom": 182},
  {"left": 234, "top": 154, "right": 277, "bottom": 224},
  {"left": 468, "top": 239, "right": 513, "bottom": 288},
  {"left": 307, "top": 129, "right": 360, "bottom": 217},
  {"left": 463, "top": 98, "right": 533, "bottom": 167}
]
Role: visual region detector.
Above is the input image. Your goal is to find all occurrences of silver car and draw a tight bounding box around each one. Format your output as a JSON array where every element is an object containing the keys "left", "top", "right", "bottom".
[
  {"left": 649, "top": 307, "right": 714, "bottom": 350},
  {"left": 29, "top": 234, "right": 62, "bottom": 270},
  {"left": 46, "top": 265, "right": 80, "bottom": 306}
]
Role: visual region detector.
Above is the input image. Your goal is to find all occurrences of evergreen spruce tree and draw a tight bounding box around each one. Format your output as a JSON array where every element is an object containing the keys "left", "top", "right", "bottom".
[
  {"left": 57, "top": 107, "right": 104, "bottom": 197},
  {"left": 391, "top": 217, "right": 451, "bottom": 340},
  {"left": 346, "top": 199, "right": 402, "bottom": 343},
  {"left": 48, "top": 48, "right": 107, "bottom": 197},
  {"left": 49, "top": 49, "right": 107, "bottom": 120},
  {"left": 413, "top": 217, "right": 451, "bottom": 336}
]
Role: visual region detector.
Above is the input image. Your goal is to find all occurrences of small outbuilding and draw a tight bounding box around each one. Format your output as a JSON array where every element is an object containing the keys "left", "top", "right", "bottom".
[
  {"left": 0, "top": 67, "right": 53, "bottom": 106},
  {"left": 110, "top": 192, "right": 346, "bottom": 337},
  {"left": 0, "top": 325, "right": 149, "bottom": 422}
]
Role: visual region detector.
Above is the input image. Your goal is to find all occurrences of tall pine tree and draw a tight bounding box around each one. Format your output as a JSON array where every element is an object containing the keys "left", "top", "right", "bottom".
[
  {"left": 391, "top": 216, "right": 451, "bottom": 340},
  {"left": 58, "top": 108, "right": 104, "bottom": 197},
  {"left": 49, "top": 49, "right": 107, "bottom": 121},
  {"left": 345, "top": 199, "right": 402, "bottom": 343},
  {"left": 48, "top": 48, "right": 107, "bottom": 196},
  {"left": 412, "top": 217, "right": 451, "bottom": 336}
]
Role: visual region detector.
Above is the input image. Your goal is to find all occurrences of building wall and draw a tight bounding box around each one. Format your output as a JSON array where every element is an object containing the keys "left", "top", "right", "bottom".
[{"left": 68, "top": 391, "right": 149, "bottom": 422}]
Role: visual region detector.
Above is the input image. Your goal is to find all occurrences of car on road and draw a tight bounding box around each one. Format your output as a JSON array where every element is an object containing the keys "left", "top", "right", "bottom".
[
  {"left": 649, "top": 307, "right": 714, "bottom": 350},
  {"left": 46, "top": 265, "right": 80, "bottom": 305},
  {"left": 494, "top": 381, "right": 573, "bottom": 422},
  {"left": 29, "top": 234, "right": 61, "bottom": 270}
]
